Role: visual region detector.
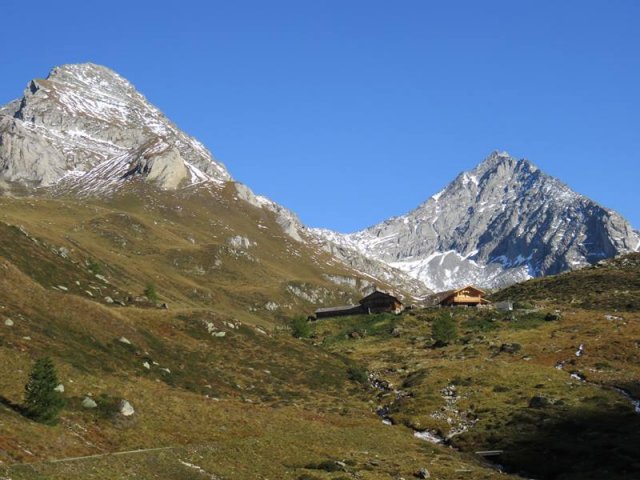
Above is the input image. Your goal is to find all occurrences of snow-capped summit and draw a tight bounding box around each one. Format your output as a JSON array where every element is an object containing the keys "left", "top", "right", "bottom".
[
  {"left": 313, "top": 151, "right": 640, "bottom": 291},
  {"left": 0, "top": 63, "right": 230, "bottom": 190}
]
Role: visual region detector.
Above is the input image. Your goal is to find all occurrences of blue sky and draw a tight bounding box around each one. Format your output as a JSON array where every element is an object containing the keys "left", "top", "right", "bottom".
[{"left": 1, "top": 0, "right": 639, "bottom": 232}]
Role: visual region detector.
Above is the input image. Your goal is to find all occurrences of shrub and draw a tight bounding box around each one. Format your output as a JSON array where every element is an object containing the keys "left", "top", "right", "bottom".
[
  {"left": 346, "top": 365, "right": 368, "bottom": 384},
  {"left": 24, "top": 357, "right": 65, "bottom": 425},
  {"left": 291, "top": 316, "right": 311, "bottom": 339},
  {"left": 144, "top": 282, "right": 159, "bottom": 302},
  {"left": 432, "top": 315, "right": 457, "bottom": 346},
  {"left": 87, "top": 258, "right": 102, "bottom": 274}
]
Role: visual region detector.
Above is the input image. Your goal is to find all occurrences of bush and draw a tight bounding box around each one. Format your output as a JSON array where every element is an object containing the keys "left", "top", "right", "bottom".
[
  {"left": 291, "top": 316, "right": 311, "bottom": 339},
  {"left": 346, "top": 365, "right": 368, "bottom": 384},
  {"left": 24, "top": 357, "right": 65, "bottom": 425},
  {"left": 432, "top": 315, "right": 457, "bottom": 346},
  {"left": 87, "top": 258, "right": 102, "bottom": 275},
  {"left": 144, "top": 282, "right": 159, "bottom": 302}
]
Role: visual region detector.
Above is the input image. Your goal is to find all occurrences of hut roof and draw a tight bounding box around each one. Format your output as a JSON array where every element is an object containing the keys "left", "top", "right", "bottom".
[
  {"left": 315, "top": 305, "right": 361, "bottom": 314},
  {"left": 359, "top": 288, "right": 402, "bottom": 304}
]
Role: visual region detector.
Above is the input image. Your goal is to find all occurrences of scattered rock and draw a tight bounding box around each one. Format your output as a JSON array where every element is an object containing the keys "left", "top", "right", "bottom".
[
  {"left": 114, "top": 299, "right": 126, "bottom": 306},
  {"left": 57, "top": 285, "right": 68, "bottom": 291},
  {"left": 228, "top": 235, "right": 255, "bottom": 250},
  {"left": 213, "top": 331, "right": 226, "bottom": 338},
  {"left": 416, "top": 467, "right": 431, "bottom": 478},
  {"left": 118, "top": 336, "right": 131, "bottom": 345},
  {"left": 4, "top": 318, "right": 14, "bottom": 327},
  {"left": 500, "top": 342, "right": 522, "bottom": 354},
  {"left": 576, "top": 344, "right": 585, "bottom": 357},
  {"left": 118, "top": 400, "right": 135, "bottom": 416},
  {"left": 442, "top": 385, "right": 457, "bottom": 397},
  {"left": 104, "top": 296, "right": 114, "bottom": 304},
  {"left": 264, "top": 301, "right": 279, "bottom": 311},
  {"left": 528, "top": 395, "right": 549, "bottom": 408},
  {"left": 82, "top": 396, "right": 98, "bottom": 409},
  {"left": 159, "top": 302, "right": 169, "bottom": 309},
  {"left": 545, "top": 311, "right": 562, "bottom": 321},
  {"left": 95, "top": 274, "right": 109, "bottom": 283},
  {"left": 570, "top": 371, "right": 586, "bottom": 382},
  {"left": 142, "top": 361, "right": 151, "bottom": 369},
  {"left": 54, "top": 384, "right": 64, "bottom": 393},
  {"left": 605, "top": 314, "right": 624, "bottom": 321}
]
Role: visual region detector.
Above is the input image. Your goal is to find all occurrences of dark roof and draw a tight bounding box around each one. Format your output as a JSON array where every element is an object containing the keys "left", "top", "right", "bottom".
[
  {"left": 359, "top": 288, "right": 402, "bottom": 305},
  {"left": 315, "top": 305, "right": 360, "bottom": 314}
]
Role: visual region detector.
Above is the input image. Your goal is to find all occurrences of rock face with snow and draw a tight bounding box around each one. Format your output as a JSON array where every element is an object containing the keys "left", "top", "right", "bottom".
[
  {"left": 0, "top": 63, "right": 230, "bottom": 191},
  {"left": 313, "top": 152, "right": 640, "bottom": 291}
]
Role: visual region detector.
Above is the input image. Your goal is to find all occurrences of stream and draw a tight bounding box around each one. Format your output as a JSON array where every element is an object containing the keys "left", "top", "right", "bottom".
[{"left": 555, "top": 346, "right": 640, "bottom": 414}]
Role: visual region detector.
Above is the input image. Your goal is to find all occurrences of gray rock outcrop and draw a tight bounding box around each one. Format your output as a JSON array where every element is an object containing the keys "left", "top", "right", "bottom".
[{"left": 0, "top": 63, "right": 230, "bottom": 191}]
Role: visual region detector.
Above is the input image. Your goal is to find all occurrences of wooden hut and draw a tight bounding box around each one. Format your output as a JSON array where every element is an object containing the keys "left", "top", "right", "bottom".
[
  {"left": 313, "top": 288, "right": 404, "bottom": 319},
  {"left": 359, "top": 289, "right": 404, "bottom": 314},
  {"left": 430, "top": 285, "right": 490, "bottom": 307}
]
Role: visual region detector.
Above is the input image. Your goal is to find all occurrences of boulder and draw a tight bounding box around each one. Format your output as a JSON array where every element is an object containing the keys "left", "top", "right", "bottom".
[
  {"left": 4, "top": 318, "right": 14, "bottom": 327},
  {"left": 82, "top": 396, "right": 98, "bottom": 409},
  {"left": 54, "top": 384, "right": 64, "bottom": 393},
  {"left": 416, "top": 467, "right": 430, "bottom": 478},
  {"left": 545, "top": 311, "right": 562, "bottom": 321},
  {"left": 500, "top": 343, "right": 522, "bottom": 354},
  {"left": 118, "top": 400, "right": 135, "bottom": 416},
  {"left": 528, "top": 395, "right": 549, "bottom": 409}
]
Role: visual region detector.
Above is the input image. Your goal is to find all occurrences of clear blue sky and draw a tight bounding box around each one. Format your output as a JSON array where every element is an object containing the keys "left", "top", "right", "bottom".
[{"left": 2, "top": 0, "right": 639, "bottom": 232}]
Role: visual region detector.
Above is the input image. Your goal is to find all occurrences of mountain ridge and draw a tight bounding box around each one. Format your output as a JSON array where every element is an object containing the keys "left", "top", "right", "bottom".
[{"left": 312, "top": 151, "right": 639, "bottom": 291}]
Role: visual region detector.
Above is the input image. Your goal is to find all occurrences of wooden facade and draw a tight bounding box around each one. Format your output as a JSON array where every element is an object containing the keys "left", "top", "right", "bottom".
[{"left": 431, "top": 285, "right": 490, "bottom": 307}]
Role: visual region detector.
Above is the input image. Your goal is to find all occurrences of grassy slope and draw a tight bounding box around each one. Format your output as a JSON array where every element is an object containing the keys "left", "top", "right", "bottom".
[
  {"left": 310, "top": 290, "right": 640, "bottom": 479},
  {"left": 490, "top": 252, "right": 640, "bottom": 311},
  {"left": 0, "top": 188, "right": 507, "bottom": 479}
]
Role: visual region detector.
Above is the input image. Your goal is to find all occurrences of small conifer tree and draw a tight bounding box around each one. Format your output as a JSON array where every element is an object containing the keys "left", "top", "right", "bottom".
[
  {"left": 24, "top": 357, "right": 65, "bottom": 425},
  {"left": 291, "top": 316, "right": 311, "bottom": 338}
]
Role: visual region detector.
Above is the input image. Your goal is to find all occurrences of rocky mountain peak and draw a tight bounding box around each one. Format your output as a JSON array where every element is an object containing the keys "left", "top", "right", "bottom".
[
  {"left": 313, "top": 152, "right": 640, "bottom": 291},
  {"left": 0, "top": 63, "right": 231, "bottom": 190},
  {"left": 47, "top": 63, "right": 132, "bottom": 88}
]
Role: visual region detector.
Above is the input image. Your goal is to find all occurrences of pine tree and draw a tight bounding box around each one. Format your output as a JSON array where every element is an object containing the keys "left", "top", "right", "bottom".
[{"left": 24, "top": 357, "right": 65, "bottom": 425}]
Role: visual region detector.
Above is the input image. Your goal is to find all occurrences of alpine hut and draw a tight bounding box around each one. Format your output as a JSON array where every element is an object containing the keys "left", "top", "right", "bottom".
[{"left": 430, "top": 285, "right": 490, "bottom": 307}]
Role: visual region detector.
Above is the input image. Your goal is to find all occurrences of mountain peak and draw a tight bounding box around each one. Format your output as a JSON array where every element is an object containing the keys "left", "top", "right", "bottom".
[
  {"left": 47, "top": 62, "right": 126, "bottom": 82},
  {"left": 316, "top": 152, "right": 640, "bottom": 291},
  {"left": 42, "top": 63, "right": 135, "bottom": 97},
  {"left": 1, "top": 63, "right": 231, "bottom": 189}
]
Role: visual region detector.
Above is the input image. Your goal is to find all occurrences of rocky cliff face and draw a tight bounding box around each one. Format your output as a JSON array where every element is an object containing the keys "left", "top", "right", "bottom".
[
  {"left": 313, "top": 152, "right": 640, "bottom": 291},
  {"left": 0, "top": 63, "right": 230, "bottom": 190}
]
